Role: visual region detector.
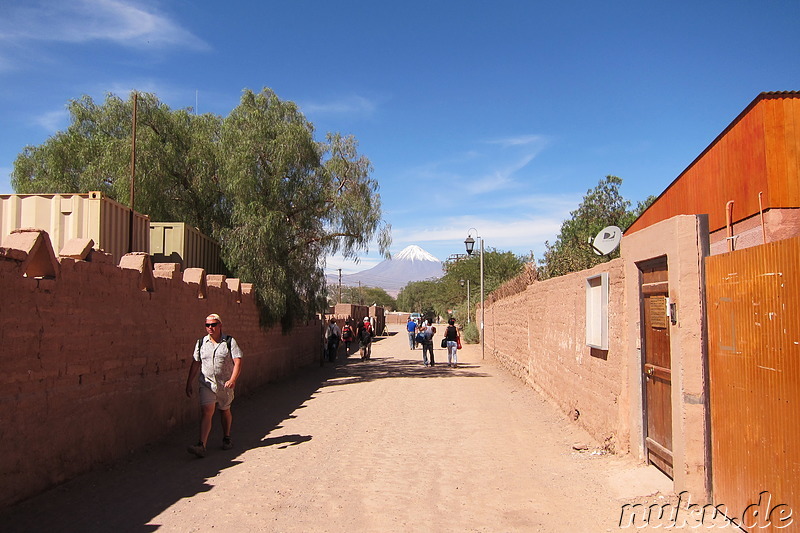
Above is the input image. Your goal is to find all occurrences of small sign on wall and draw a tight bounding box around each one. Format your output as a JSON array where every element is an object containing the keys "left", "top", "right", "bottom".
[{"left": 649, "top": 295, "right": 668, "bottom": 329}]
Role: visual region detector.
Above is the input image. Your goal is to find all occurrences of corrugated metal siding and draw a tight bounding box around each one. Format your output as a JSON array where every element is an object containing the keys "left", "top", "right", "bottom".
[
  {"left": 149, "top": 222, "right": 221, "bottom": 274},
  {"left": 706, "top": 236, "right": 799, "bottom": 528},
  {"left": 628, "top": 93, "right": 800, "bottom": 236}
]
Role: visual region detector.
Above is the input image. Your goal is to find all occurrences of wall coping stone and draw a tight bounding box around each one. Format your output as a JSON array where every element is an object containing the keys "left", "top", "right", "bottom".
[
  {"left": 118, "top": 252, "right": 155, "bottom": 292},
  {"left": 1, "top": 228, "right": 60, "bottom": 278},
  {"left": 59, "top": 238, "right": 94, "bottom": 260}
]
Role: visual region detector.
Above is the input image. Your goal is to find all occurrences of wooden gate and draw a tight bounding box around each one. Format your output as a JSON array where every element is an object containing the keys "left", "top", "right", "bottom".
[
  {"left": 639, "top": 256, "right": 673, "bottom": 478},
  {"left": 706, "top": 236, "right": 799, "bottom": 530}
]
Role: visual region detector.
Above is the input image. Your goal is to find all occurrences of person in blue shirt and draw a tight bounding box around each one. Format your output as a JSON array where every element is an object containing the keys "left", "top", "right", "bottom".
[{"left": 406, "top": 317, "right": 418, "bottom": 349}]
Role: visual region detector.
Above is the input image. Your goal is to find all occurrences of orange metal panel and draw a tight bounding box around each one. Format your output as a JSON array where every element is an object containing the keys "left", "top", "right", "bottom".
[
  {"left": 627, "top": 93, "right": 800, "bottom": 237},
  {"left": 778, "top": 97, "right": 800, "bottom": 203},
  {"left": 706, "top": 236, "right": 799, "bottom": 530},
  {"left": 765, "top": 98, "right": 788, "bottom": 201}
]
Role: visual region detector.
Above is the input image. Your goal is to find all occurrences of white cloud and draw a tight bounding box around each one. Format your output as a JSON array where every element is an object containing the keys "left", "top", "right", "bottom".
[
  {"left": 34, "top": 109, "right": 69, "bottom": 132},
  {"left": 486, "top": 134, "right": 550, "bottom": 148},
  {"left": 397, "top": 216, "right": 562, "bottom": 248},
  {"left": 300, "top": 94, "right": 379, "bottom": 117},
  {"left": 0, "top": 0, "right": 207, "bottom": 51},
  {"left": 402, "top": 133, "right": 552, "bottom": 196},
  {"left": 322, "top": 206, "right": 572, "bottom": 276},
  {"left": 323, "top": 254, "right": 383, "bottom": 276}
]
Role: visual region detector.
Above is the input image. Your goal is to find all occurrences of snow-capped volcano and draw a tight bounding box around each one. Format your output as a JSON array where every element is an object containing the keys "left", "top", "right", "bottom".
[
  {"left": 330, "top": 245, "right": 444, "bottom": 297},
  {"left": 394, "top": 245, "right": 439, "bottom": 263}
]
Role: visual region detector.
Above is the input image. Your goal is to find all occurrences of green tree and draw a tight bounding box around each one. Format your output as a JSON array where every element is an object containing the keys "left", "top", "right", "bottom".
[
  {"left": 396, "top": 280, "right": 438, "bottom": 317},
  {"left": 361, "top": 286, "right": 397, "bottom": 310},
  {"left": 331, "top": 284, "right": 396, "bottom": 309},
  {"left": 441, "top": 249, "right": 525, "bottom": 322},
  {"left": 540, "top": 175, "right": 652, "bottom": 279},
  {"left": 12, "top": 93, "right": 229, "bottom": 234},
  {"left": 12, "top": 89, "right": 390, "bottom": 328},
  {"left": 396, "top": 249, "right": 525, "bottom": 327}
]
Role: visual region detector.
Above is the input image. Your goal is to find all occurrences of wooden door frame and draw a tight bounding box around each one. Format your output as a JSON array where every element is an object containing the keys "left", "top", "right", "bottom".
[
  {"left": 636, "top": 255, "right": 674, "bottom": 477},
  {"left": 622, "top": 214, "right": 712, "bottom": 500}
]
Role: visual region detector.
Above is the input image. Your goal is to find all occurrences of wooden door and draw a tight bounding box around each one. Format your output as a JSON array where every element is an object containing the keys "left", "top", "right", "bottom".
[{"left": 640, "top": 257, "right": 673, "bottom": 478}]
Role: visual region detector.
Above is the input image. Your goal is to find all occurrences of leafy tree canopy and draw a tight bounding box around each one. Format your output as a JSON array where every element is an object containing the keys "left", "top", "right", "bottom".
[
  {"left": 12, "top": 89, "right": 391, "bottom": 329},
  {"left": 540, "top": 175, "right": 654, "bottom": 279},
  {"left": 396, "top": 249, "right": 525, "bottom": 325},
  {"left": 330, "top": 284, "right": 397, "bottom": 310}
]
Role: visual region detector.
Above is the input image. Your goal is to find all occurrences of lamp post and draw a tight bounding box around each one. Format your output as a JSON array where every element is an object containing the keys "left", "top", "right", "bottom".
[
  {"left": 459, "top": 279, "right": 471, "bottom": 324},
  {"left": 465, "top": 229, "right": 484, "bottom": 360}
]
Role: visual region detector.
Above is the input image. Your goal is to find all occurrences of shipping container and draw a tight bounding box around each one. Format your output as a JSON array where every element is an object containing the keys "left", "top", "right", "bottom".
[
  {"left": 0, "top": 191, "right": 149, "bottom": 265},
  {"left": 149, "top": 222, "right": 222, "bottom": 274}
]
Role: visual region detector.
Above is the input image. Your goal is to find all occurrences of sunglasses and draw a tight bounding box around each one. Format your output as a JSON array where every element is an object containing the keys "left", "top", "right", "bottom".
[{"left": 205, "top": 322, "right": 220, "bottom": 328}]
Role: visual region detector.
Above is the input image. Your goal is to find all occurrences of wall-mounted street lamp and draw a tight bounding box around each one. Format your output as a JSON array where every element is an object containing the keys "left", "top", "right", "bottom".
[{"left": 465, "top": 229, "right": 484, "bottom": 360}]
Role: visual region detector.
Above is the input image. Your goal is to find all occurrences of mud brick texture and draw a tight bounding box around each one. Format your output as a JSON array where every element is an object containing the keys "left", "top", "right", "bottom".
[{"left": 0, "top": 236, "right": 321, "bottom": 509}]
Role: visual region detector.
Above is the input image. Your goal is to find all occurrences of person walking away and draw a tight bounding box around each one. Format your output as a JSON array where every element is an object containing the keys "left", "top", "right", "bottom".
[
  {"left": 445, "top": 317, "right": 460, "bottom": 368},
  {"left": 357, "top": 316, "right": 373, "bottom": 361},
  {"left": 406, "top": 317, "right": 418, "bottom": 350},
  {"left": 324, "top": 318, "right": 341, "bottom": 362},
  {"left": 341, "top": 320, "right": 354, "bottom": 352},
  {"left": 185, "top": 313, "right": 243, "bottom": 458},
  {"left": 420, "top": 324, "right": 436, "bottom": 366}
]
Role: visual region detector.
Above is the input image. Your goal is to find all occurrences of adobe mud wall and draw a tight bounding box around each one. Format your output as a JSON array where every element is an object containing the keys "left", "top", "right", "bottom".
[
  {"left": 0, "top": 231, "right": 321, "bottom": 508},
  {"left": 483, "top": 259, "right": 630, "bottom": 453}
]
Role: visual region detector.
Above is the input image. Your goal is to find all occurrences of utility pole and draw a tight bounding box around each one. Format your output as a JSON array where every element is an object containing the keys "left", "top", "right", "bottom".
[
  {"left": 128, "top": 92, "right": 138, "bottom": 253},
  {"left": 338, "top": 269, "right": 342, "bottom": 304}
]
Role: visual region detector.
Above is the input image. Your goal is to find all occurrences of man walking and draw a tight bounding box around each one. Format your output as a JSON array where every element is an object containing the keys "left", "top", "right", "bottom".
[
  {"left": 406, "top": 316, "right": 418, "bottom": 349},
  {"left": 324, "top": 317, "right": 341, "bottom": 362},
  {"left": 357, "top": 316, "right": 374, "bottom": 361},
  {"left": 185, "top": 313, "right": 243, "bottom": 458},
  {"left": 420, "top": 323, "right": 436, "bottom": 367}
]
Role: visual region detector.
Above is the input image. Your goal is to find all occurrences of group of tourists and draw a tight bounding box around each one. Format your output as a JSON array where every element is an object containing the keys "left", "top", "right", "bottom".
[
  {"left": 406, "top": 316, "right": 461, "bottom": 368},
  {"left": 324, "top": 316, "right": 374, "bottom": 362},
  {"left": 184, "top": 311, "right": 461, "bottom": 459}
]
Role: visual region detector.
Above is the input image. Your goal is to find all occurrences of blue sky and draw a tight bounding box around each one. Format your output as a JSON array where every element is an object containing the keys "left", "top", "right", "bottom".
[{"left": 1, "top": 1, "right": 798, "bottom": 275}]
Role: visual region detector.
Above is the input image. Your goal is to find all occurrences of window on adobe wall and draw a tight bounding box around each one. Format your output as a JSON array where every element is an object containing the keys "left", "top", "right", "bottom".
[{"left": 585, "top": 272, "right": 609, "bottom": 350}]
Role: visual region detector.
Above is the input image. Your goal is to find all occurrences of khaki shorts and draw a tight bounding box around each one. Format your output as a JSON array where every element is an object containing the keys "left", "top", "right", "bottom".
[{"left": 199, "top": 384, "right": 234, "bottom": 410}]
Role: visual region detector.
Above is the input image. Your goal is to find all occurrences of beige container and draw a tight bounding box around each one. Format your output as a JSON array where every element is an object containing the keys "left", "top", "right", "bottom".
[
  {"left": 0, "top": 191, "right": 150, "bottom": 265},
  {"left": 150, "top": 222, "right": 222, "bottom": 274}
]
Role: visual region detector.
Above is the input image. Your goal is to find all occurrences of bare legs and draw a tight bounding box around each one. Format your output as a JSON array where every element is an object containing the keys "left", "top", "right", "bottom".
[{"left": 198, "top": 404, "right": 232, "bottom": 446}]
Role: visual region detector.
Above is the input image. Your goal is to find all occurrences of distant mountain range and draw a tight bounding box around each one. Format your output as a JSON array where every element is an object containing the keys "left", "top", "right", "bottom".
[{"left": 329, "top": 245, "right": 444, "bottom": 297}]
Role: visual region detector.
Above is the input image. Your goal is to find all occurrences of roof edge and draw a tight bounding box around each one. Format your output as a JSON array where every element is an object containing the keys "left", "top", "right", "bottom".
[{"left": 625, "top": 91, "right": 800, "bottom": 235}]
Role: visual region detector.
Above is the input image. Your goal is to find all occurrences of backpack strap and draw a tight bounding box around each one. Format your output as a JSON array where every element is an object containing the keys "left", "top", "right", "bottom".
[{"left": 197, "top": 335, "right": 234, "bottom": 354}]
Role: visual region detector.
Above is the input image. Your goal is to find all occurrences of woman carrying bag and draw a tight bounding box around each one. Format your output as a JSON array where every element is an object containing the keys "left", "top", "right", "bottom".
[{"left": 445, "top": 318, "right": 460, "bottom": 368}]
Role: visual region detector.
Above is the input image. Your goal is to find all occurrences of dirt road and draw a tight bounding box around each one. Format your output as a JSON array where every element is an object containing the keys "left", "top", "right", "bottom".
[{"left": 3, "top": 324, "right": 673, "bottom": 532}]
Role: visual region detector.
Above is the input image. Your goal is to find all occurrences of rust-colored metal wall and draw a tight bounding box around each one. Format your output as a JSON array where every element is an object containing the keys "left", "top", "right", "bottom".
[
  {"left": 628, "top": 92, "right": 800, "bottom": 236},
  {"left": 706, "top": 236, "right": 799, "bottom": 528}
]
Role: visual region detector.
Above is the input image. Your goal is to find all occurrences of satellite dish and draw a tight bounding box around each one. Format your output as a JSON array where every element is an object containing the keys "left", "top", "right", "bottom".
[{"left": 591, "top": 226, "right": 622, "bottom": 255}]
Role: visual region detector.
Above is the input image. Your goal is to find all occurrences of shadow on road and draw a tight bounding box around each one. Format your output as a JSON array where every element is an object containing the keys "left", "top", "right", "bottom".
[
  {"left": 323, "top": 353, "right": 489, "bottom": 386},
  {"left": 0, "top": 338, "right": 485, "bottom": 532},
  {"left": 0, "top": 361, "right": 330, "bottom": 533}
]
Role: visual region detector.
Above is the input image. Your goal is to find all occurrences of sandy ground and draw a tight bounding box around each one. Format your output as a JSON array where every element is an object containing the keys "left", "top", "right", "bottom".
[{"left": 2, "top": 324, "right": 680, "bottom": 532}]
